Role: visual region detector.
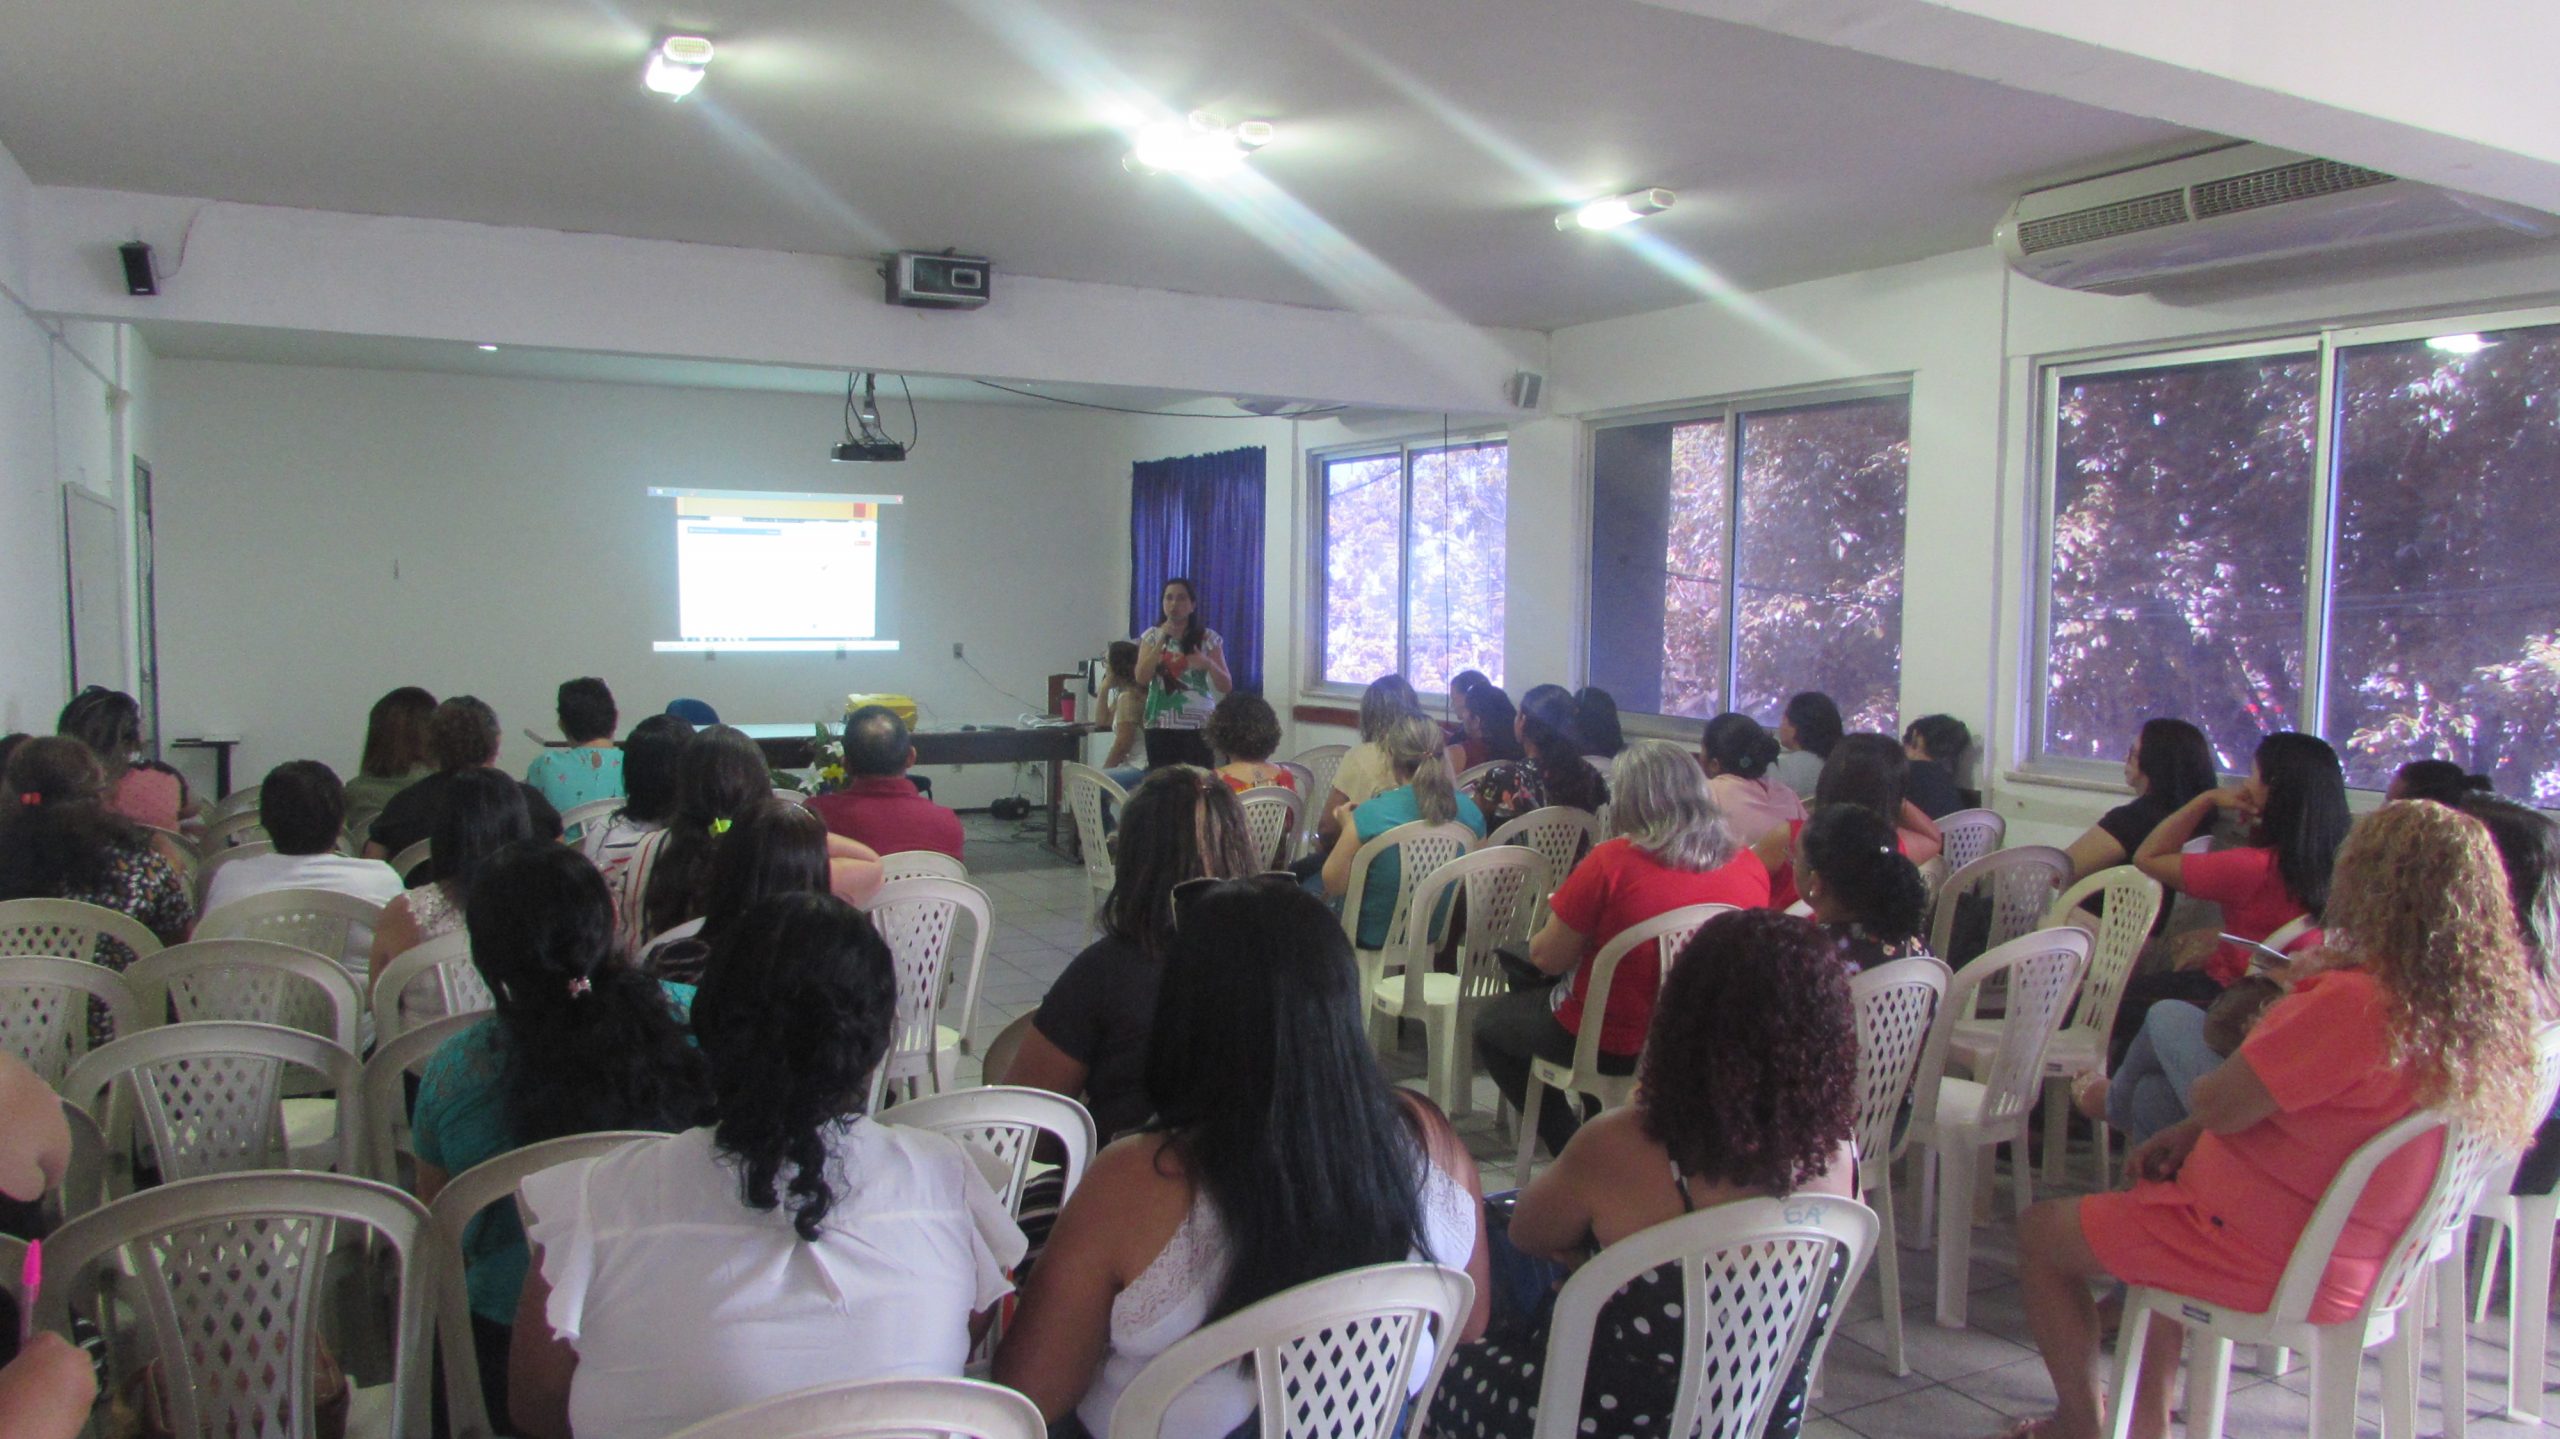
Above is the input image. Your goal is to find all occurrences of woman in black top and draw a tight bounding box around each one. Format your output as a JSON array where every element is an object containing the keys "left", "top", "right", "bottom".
[
  {"left": 2060, "top": 718, "right": 2217, "bottom": 883},
  {"left": 1469, "top": 685, "right": 1608, "bottom": 830}
]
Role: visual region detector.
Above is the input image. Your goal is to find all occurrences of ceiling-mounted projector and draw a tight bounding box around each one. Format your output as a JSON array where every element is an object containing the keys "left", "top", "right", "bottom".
[
  {"left": 832, "top": 372, "right": 908, "bottom": 462},
  {"left": 831, "top": 438, "right": 907, "bottom": 463}
]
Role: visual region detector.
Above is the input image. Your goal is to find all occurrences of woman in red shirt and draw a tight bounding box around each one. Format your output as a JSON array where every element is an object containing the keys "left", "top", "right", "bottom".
[
  {"left": 1472, "top": 739, "right": 1770, "bottom": 1164},
  {"left": 2002, "top": 800, "right": 2547, "bottom": 1439}
]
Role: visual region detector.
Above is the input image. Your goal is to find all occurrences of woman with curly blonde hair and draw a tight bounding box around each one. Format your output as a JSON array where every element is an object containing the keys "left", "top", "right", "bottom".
[{"left": 1996, "top": 800, "right": 2547, "bottom": 1439}]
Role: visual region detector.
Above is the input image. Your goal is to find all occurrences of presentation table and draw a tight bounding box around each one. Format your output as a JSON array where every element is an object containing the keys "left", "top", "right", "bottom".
[{"left": 735, "top": 722, "right": 1094, "bottom": 855}]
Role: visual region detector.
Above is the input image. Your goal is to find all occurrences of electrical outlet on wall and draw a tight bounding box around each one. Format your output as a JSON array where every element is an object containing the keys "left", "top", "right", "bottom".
[{"left": 952, "top": 642, "right": 964, "bottom": 659}]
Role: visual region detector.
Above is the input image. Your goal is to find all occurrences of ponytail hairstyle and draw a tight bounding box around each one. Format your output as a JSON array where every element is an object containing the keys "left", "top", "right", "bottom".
[
  {"left": 693, "top": 893, "right": 898, "bottom": 1241},
  {"left": 1783, "top": 692, "right": 1845, "bottom": 760},
  {"left": 1358, "top": 675, "right": 1423, "bottom": 744},
  {"left": 1463, "top": 685, "right": 1525, "bottom": 763},
  {"left": 430, "top": 768, "right": 534, "bottom": 907},
  {"left": 1813, "top": 734, "right": 1908, "bottom": 826},
  {"left": 1702, "top": 712, "right": 1782, "bottom": 781},
  {"left": 466, "top": 842, "right": 708, "bottom": 1145},
  {"left": 1799, "top": 803, "right": 1929, "bottom": 944},
  {"left": 0, "top": 736, "right": 148, "bottom": 898},
  {"left": 699, "top": 799, "right": 831, "bottom": 947},
  {"left": 1379, "top": 714, "right": 1457, "bottom": 825},
  {"left": 642, "top": 725, "right": 772, "bottom": 939},
  {"left": 1574, "top": 686, "right": 1626, "bottom": 758},
  {"left": 616, "top": 713, "right": 694, "bottom": 826},
  {"left": 359, "top": 687, "right": 438, "bottom": 780},
  {"left": 2251, "top": 731, "right": 2351, "bottom": 921},
  {"left": 56, "top": 687, "right": 144, "bottom": 782},
  {"left": 1159, "top": 577, "right": 1206, "bottom": 654},
  {"left": 2392, "top": 758, "right": 2493, "bottom": 806}
]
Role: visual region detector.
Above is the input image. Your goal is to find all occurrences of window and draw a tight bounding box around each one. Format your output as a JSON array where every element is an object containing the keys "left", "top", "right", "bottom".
[
  {"left": 2037, "top": 314, "right": 2560, "bottom": 801},
  {"left": 1316, "top": 437, "right": 1506, "bottom": 690},
  {"left": 1587, "top": 392, "right": 1909, "bottom": 730}
]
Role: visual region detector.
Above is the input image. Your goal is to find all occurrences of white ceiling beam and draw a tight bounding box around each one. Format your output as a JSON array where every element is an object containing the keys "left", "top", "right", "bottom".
[
  {"left": 1642, "top": 0, "right": 2560, "bottom": 215},
  {"left": 28, "top": 186, "right": 1540, "bottom": 416}
]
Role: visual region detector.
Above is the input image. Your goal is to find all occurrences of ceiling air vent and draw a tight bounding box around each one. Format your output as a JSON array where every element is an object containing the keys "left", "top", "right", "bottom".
[
  {"left": 2014, "top": 190, "right": 2190, "bottom": 255},
  {"left": 2189, "top": 159, "right": 2393, "bottom": 219}
]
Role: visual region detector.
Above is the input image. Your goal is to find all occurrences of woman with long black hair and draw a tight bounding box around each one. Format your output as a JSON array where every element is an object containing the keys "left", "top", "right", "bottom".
[
  {"left": 1133, "top": 576, "right": 1232, "bottom": 769},
  {"left": 1469, "top": 683, "right": 1607, "bottom": 831},
  {"left": 997, "top": 877, "right": 1491, "bottom": 1436},
  {"left": 1772, "top": 690, "right": 1844, "bottom": 798}
]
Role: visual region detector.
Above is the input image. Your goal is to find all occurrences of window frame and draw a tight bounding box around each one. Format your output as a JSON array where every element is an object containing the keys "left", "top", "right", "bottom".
[
  {"left": 1580, "top": 379, "right": 1912, "bottom": 732},
  {"left": 1306, "top": 428, "right": 1510, "bottom": 702},
  {"left": 2024, "top": 301, "right": 2560, "bottom": 789}
]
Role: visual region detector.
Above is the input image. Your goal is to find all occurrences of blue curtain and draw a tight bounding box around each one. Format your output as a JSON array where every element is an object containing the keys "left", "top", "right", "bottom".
[{"left": 1130, "top": 447, "right": 1265, "bottom": 692}]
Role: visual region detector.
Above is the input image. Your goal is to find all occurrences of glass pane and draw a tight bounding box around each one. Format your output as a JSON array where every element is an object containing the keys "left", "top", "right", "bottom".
[
  {"left": 1732, "top": 396, "right": 1910, "bottom": 732},
  {"left": 1321, "top": 453, "right": 1404, "bottom": 687},
  {"left": 1659, "top": 420, "right": 1730, "bottom": 719},
  {"left": 1407, "top": 441, "right": 1508, "bottom": 689},
  {"left": 2045, "top": 356, "right": 2317, "bottom": 771},
  {"left": 1586, "top": 422, "right": 1681, "bottom": 716},
  {"left": 2327, "top": 324, "right": 2560, "bottom": 801}
]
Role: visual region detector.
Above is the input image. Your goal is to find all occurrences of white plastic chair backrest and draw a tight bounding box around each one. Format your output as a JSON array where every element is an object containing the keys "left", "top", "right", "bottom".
[
  {"left": 2044, "top": 866, "right": 2163, "bottom": 1047},
  {"left": 56, "top": 1099, "right": 105, "bottom": 1220},
  {"left": 37, "top": 1170, "right": 433, "bottom": 1439},
  {"left": 391, "top": 838, "right": 434, "bottom": 884},
  {"left": 206, "top": 785, "right": 264, "bottom": 824},
  {"left": 770, "top": 786, "right": 813, "bottom": 809},
  {"left": 1527, "top": 1195, "right": 1879, "bottom": 1439},
  {"left": 879, "top": 850, "right": 970, "bottom": 883},
  {"left": 370, "top": 930, "right": 493, "bottom": 1045},
  {"left": 1289, "top": 744, "right": 1352, "bottom": 806},
  {"left": 127, "top": 939, "right": 361, "bottom": 1053},
  {"left": 885, "top": 1086, "right": 1099, "bottom": 1216},
  {"left": 1585, "top": 752, "right": 1617, "bottom": 781},
  {"left": 202, "top": 808, "right": 268, "bottom": 850},
  {"left": 0, "top": 897, "right": 165, "bottom": 968},
  {"left": 2468, "top": 1023, "right": 2560, "bottom": 1221},
  {"left": 194, "top": 840, "right": 278, "bottom": 902},
  {"left": 1911, "top": 928, "right": 2090, "bottom": 1133},
  {"left": 559, "top": 797, "right": 622, "bottom": 842},
  {"left": 1649, "top": 905, "right": 1742, "bottom": 991},
  {"left": 196, "top": 887, "right": 387, "bottom": 985},
  {"left": 1106, "top": 1261, "right": 1475, "bottom": 1439},
  {"left": 664, "top": 1377, "right": 1050, "bottom": 1439},
  {"left": 1064, "top": 764, "right": 1123, "bottom": 883},
  {"left": 1340, "top": 821, "right": 1476, "bottom": 957},
  {"left": 1235, "top": 786, "right": 1306, "bottom": 869},
  {"left": 0, "top": 956, "right": 144, "bottom": 1085},
  {"left": 2182, "top": 833, "right": 2217, "bottom": 856},
  {"left": 1275, "top": 761, "right": 1316, "bottom": 804},
  {"left": 868, "top": 877, "right": 993, "bottom": 1081},
  {"left": 1848, "top": 957, "right": 1951, "bottom": 1170},
  {"left": 429, "top": 1131, "right": 668, "bottom": 1439},
  {"left": 1392, "top": 846, "right": 1546, "bottom": 1017},
  {"left": 1925, "top": 845, "right": 2072, "bottom": 961},
  {"left": 1484, "top": 807, "right": 1604, "bottom": 897},
  {"left": 2265, "top": 1106, "right": 2510, "bottom": 1327},
  {"left": 145, "top": 826, "right": 201, "bottom": 875},
  {"left": 360, "top": 1011, "right": 484, "bottom": 1184},
  {"left": 1563, "top": 904, "right": 1736, "bottom": 1081},
  {"left": 1934, "top": 808, "right": 2006, "bottom": 872},
  {"left": 1453, "top": 760, "right": 1501, "bottom": 792},
  {"left": 62, "top": 1020, "right": 363, "bottom": 1180}
]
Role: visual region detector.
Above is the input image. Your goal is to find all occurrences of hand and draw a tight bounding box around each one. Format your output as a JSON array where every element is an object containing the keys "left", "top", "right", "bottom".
[
  {"left": 1204, "top": 632, "right": 1222, "bottom": 654},
  {"left": 2128, "top": 1121, "right": 2202, "bottom": 1186},
  {"left": 2210, "top": 782, "right": 2259, "bottom": 824},
  {"left": 1334, "top": 803, "right": 1359, "bottom": 832}
]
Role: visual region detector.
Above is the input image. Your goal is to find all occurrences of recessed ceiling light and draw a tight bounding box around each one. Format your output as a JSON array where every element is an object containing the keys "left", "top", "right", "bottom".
[
  {"left": 1557, "top": 187, "right": 1676, "bottom": 232},
  {"left": 1124, "top": 112, "right": 1272, "bottom": 177},
  {"left": 2426, "top": 333, "right": 2492, "bottom": 355},
  {"left": 643, "top": 36, "right": 714, "bottom": 99},
  {"left": 476, "top": 344, "right": 500, "bottom": 352}
]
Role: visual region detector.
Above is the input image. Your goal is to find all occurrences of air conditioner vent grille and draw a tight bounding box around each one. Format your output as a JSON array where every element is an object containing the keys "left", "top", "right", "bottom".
[
  {"left": 2190, "top": 159, "right": 2394, "bottom": 219},
  {"left": 2016, "top": 190, "right": 2190, "bottom": 254}
]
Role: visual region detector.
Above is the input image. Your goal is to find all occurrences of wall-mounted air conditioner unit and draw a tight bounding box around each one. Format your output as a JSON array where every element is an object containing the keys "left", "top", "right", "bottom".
[{"left": 1996, "top": 142, "right": 2558, "bottom": 292}]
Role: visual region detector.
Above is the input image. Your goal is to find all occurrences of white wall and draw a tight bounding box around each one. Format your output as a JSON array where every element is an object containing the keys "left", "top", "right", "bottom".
[{"left": 151, "top": 362, "right": 1133, "bottom": 806}]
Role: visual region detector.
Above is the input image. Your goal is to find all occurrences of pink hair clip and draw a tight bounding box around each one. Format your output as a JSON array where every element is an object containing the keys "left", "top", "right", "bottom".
[{"left": 565, "top": 976, "right": 593, "bottom": 999}]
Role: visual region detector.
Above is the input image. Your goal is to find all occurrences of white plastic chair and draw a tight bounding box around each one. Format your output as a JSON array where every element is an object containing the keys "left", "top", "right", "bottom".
[
  {"left": 37, "top": 1170, "right": 434, "bottom": 1439},
  {"left": 391, "top": 838, "right": 434, "bottom": 884},
  {"left": 1934, "top": 807, "right": 2007, "bottom": 872},
  {"left": 0, "top": 896, "right": 166, "bottom": 968},
  {"left": 665, "top": 1377, "right": 1049, "bottom": 1439},
  {"left": 2437, "top": 1021, "right": 2560, "bottom": 1430},
  {"left": 1275, "top": 760, "right": 1316, "bottom": 809},
  {"left": 1924, "top": 845, "right": 2072, "bottom": 965},
  {"left": 1368, "top": 845, "right": 1545, "bottom": 1113},
  {"left": 770, "top": 785, "right": 813, "bottom": 808},
  {"left": 1950, "top": 865, "right": 2162, "bottom": 1186},
  {"left": 194, "top": 840, "right": 278, "bottom": 903},
  {"left": 878, "top": 850, "right": 970, "bottom": 883},
  {"left": 126, "top": 939, "right": 364, "bottom": 1055},
  {"left": 885, "top": 1085, "right": 1098, "bottom": 1217},
  {"left": 1235, "top": 785, "right": 1306, "bottom": 869},
  {"left": 205, "top": 785, "right": 265, "bottom": 824},
  {"left": 2107, "top": 1106, "right": 2518, "bottom": 1439},
  {"left": 1484, "top": 805, "right": 1604, "bottom": 931},
  {"left": 1906, "top": 926, "right": 2090, "bottom": 1328},
  {"left": 1339, "top": 820, "right": 1476, "bottom": 1003},
  {"left": 360, "top": 1011, "right": 484, "bottom": 1185},
  {"left": 1289, "top": 743, "right": 1352, "bottom": 858},
  {"left": 1845, "top": 956, "right": 1951, "bottom": 1376},
  {"left": 62, "top": 1020, "right": 364, "bottom": 1181},
  {"left": 1064, "top": 763, "right": 1125, "bottom": 916},
  {"left": 370, "top": 931, "right": 494, "bottom": 1045},
  {"left": 0, "top": 955, "right": 145, "bottom": 1085},
  {"left": 867, "top": 877, "right": 994, "bottom": 1104},
  {"left": 201, "top": 808, "right": 268, "bottom": 851},
  {"left": 1519, "top": 1195, "right": 1879, "bottom": 1439},
  {"left": 1512, "top": 903, "right": 1735, "bottom": 1187},
  {"left": 56, "top": 1098, "right": 107, "bottom": 1218},
  {"left": 429, "top": 1131, "right": 667, "bottom": 1439},
  {"left": 1106, "top": 1261, "right": 1475, "bottom": 1439},
  {"left": 1584, "top": 752, "right": 1618, "bottom": 782},
  {"left": 1452, "top": 760, "right": 1501, "bottom": 792},
  {"left": 196, "top": 887, "right": 388, "bottom": 995},
  {"left": 559, "top": 796, "right": 622, "bottom": 842}
]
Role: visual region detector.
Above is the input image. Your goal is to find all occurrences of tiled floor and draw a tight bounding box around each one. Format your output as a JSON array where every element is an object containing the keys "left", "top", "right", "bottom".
[{"left": 942, "top": 817, "right": 2560, "bottom": 1437}]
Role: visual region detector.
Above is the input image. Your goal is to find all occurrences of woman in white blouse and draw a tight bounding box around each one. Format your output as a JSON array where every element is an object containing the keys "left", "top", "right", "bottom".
[
  {"left": 996, "top": 876, "right": 1491, "bottom": 1437},
  {"left": 509, "top": 892, "right": 1024, "bottom": 1439}
]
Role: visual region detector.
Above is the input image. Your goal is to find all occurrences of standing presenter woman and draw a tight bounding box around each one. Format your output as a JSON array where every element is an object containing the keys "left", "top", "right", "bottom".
[{"left": 1134, "top": 577, "right": 1232, "bottom": 770}]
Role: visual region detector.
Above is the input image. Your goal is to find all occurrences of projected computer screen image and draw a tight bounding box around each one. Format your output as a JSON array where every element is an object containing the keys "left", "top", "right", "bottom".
[{"left": 648, "top": 487, "right": 904, "bottom": 652}]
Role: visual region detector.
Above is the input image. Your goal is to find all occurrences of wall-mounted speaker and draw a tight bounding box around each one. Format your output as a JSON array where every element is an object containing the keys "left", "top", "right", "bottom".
[
  {"left": 1507, "top": 370, "right": 1544, "bottom": 410},
  {"left": 118, "top": 242, "right": 157, "bottom": 296}
]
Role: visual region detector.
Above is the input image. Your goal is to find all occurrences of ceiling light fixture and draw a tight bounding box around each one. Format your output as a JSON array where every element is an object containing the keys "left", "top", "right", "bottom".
[
  {"left": 643, "top": 36, "right": 715, "bottom": 99},
  {"left": 1557, "top": 187, "right": 1677, "bottom": 232},
  {"left": 2426, "top": 333, "right": 2493, "bottom": 355},
  {"left": 1124, "top": 112, "right": 1273, "bottom": 177},
  {"left": 476, "top": 344, "right": 499, "bottom": 352}
]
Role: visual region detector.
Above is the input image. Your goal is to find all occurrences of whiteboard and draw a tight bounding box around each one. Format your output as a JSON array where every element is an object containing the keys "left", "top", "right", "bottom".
[{"left": 63, "top": 484, "right": 125, "bottom": 693}]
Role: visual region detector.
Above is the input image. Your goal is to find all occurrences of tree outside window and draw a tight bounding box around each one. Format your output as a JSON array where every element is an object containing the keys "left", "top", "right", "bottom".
[{"left": 1318, "top": 440, "right": 1507, "bottom": 692}]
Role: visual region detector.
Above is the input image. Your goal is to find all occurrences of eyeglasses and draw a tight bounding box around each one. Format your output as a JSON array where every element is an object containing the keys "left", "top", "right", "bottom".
[{"left": 1168, "top": 871, "right": 1303, "bottom": 931}]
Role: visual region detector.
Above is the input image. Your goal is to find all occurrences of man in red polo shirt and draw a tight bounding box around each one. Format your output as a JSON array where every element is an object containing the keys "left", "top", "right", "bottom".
[{"left": 809, "top": 705, "right": 967, "bottom": 862}]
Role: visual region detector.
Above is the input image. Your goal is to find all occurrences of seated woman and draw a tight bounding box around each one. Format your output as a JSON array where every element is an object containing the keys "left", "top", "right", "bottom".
[
  {"left": 524, "top": 676, "right": 624, "bottom": 813},
  {"left": 1755, "top": 733, "right": 1943, "bottom": 909},
  {"left": 1097, "top": 640, "right": 1147, "bottom": 790},
  {"left": 345, "top": 685, "right": 438, "bottom": 832},
  {"left": 1470, "top": 685, "right": 1608, "bottom": 832},
  {"left": 369, "top": 769, "right": 534, "bottom": 1026},
  {"left": 1796, "top": 803, "right": 1930, "bottom": 970},
  {"left": 638, "top": 798, "right": 831, "bottom": 985},
  {"left": 2059, "top": 718, "right": 2218, "bottom": 884},
  {"left": 1312, "top": 674, "right": 1425, "bottom": 853},
  {"left": 57, "top": 686, "right": 182, "bottom": 833},
  {"left": 1439, "top": 910, "right": 1859, "bottom": 1439},
  {"left": 1005, "top": 769, "right": 1259, "bottom": 1143},
  {"left": 1322, "top": 713, "right": 1487, "bottom": 951},
  {"left": 1771, "top": 691, "right": 1843, "bottom": 799},
  {"left": 1900, "top": 714, "right": 1971, "bottom": 820},
  {"left": 412, "top": 842, "right": 710, "bottom": 1428},
  {"left": 1451, "top": 682, "right": 1526, "bottom": 775},
  {"left": 995, "top": 877, "right": 1490, "bottom": 1436},
  {"left": 0, "top": 738, "right": 193, "bottom": 1040},
  {"left": 2391, "top": 757, "right": 2493, "bottom": 805},
  {"left": 1476, "top": 740, "right": 1771, "bottom": 1161},
  {"left": 1699, "top": 711, "right": 1804, "bottom": 849},
  {"left": 2007, "top": 800, "right": 2548, "bottom": 1439},
  {"left": 2457, "top": 794, "right": 2560, "bottom": 1214},
  {"left": 1573, "top": 685, "right": 1626, "bottom": 760},
  {"left": 365, "top": 696, "right": 563, "bottom": 860},
  {"left": 510, "top": 893, "right": 1024, "bottom": 1439},
  {"left": 577, "top": 712, "right": 691, "bottom": 887},
  {"left": 1202, "top": 691, "right": 1292, "bottom": 793}
]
